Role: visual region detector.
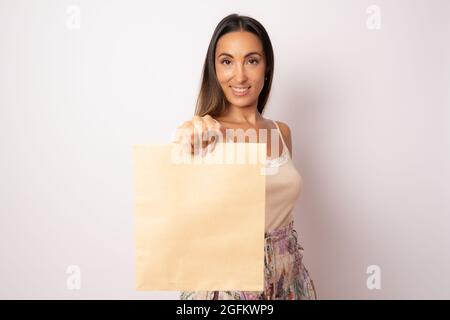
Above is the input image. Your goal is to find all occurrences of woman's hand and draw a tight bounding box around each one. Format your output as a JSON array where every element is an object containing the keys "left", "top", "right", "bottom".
[{"left": 172, "top": 115, "right": 225, "bottom": 156}]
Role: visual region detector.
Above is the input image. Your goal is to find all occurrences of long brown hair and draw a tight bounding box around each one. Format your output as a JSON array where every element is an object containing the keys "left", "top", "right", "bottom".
[{"left": 194, "top": 14, "right": 275, "bottom": 118}]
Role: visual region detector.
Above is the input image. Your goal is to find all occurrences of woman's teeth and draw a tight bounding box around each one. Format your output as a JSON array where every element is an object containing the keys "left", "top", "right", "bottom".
[
  {"left": 231, "top": 86, "right": 250, "bottom": 95},
  {"left": 232, "top": 87, "right": 250, "bottom": 92}
]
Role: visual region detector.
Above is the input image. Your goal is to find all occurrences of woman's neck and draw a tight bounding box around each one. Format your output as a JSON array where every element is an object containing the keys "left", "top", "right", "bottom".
[{"left": 216, "top": 104, "right": 264, "bottom": 126}]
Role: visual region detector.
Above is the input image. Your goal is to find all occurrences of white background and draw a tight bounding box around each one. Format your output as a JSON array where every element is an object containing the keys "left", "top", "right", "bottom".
[{"left": 0, "top": 0, "right": 449, "bottom": 299}]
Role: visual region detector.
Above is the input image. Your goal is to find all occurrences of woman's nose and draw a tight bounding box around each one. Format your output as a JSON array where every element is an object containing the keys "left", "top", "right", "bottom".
[{"left": 234, "top": 64, "right": 248, "bottom": 82}]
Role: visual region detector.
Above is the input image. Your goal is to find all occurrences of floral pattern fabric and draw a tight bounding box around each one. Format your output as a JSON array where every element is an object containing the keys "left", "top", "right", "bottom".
[{"left": 179, "top": 221, "right": 317, "bottom": 300}]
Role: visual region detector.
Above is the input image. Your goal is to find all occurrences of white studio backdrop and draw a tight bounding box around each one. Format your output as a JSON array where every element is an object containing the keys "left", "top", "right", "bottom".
[{"left": 0, "top": 0, "right": 449, "bottom": 299}]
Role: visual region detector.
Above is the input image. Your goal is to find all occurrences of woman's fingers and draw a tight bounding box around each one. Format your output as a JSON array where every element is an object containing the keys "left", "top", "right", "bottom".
[
  {"left": 172, "top": 121, "right": 194, "bottom": 154},
  {"left": 202, "top": 115, "right": 222, "bottom": 154},
  {"left": 173, "top": 115, "right": 226, "bottom": 156},
  {"left": 191, "top": 116, "right": 205, "bottom": 156}
]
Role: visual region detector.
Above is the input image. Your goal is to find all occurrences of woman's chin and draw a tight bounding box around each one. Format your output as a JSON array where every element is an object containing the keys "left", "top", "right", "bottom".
[{"left": 226, "top": 97, "right": 257, "bottom": 107}]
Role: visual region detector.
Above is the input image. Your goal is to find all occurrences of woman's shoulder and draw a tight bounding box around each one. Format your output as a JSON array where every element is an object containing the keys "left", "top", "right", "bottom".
[
  {"left": 265, "top": 119, "right": 291, "bottom": 138},
  {"left": 265, "top": 118, "right": 293, "bottom": 155}
]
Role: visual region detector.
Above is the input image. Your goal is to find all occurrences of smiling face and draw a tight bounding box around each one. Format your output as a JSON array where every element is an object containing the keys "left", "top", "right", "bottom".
[{"left": 215, "top": 31, "right": 266, "bottom": 110}]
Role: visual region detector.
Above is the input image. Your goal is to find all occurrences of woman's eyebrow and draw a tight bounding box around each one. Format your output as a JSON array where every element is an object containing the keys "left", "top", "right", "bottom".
[{"left": 217, "top": 52, "right": 263, "bottom": 58}]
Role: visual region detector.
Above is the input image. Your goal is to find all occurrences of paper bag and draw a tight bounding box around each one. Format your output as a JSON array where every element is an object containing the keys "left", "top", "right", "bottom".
[{"left": 133, "top": 142, "right": 266, "bottom": 291}]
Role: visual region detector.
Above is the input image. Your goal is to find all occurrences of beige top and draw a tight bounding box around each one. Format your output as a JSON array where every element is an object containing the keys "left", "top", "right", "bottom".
[{"left": 264, "top": 120, "right": 303, "bottom": 232}]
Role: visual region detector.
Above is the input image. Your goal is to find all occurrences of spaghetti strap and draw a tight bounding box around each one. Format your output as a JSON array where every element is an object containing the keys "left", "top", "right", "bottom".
[{"left": 271, "top": 120, "right": 290, "bottom": 158}]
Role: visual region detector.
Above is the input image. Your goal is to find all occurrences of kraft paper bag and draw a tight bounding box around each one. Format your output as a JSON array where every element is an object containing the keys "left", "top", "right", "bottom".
[{"left": 133, "top": 142, "right": 267, "bottom": 291}]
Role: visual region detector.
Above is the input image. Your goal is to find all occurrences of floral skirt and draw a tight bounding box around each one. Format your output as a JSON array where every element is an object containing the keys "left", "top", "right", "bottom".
[{"left": 179, "top": 220, "right": 317, "bottom": 300}]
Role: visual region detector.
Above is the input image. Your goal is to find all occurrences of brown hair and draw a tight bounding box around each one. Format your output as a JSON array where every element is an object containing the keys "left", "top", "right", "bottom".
[{"left": 194, "top": 13, "right": 275, "bottom": 117}]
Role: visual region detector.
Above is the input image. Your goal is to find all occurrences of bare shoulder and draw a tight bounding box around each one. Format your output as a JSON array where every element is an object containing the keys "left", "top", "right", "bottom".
[
  {"left": 272, "top": 120, "right": 293, "bottom": 156},
  {"left": 273, "top": 121, "right": 291, "bottom": 138}
]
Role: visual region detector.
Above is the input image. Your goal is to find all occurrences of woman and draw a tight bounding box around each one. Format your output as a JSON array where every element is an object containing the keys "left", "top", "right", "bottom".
[{"left": 173, "top": 13, "right": 317, "bottom": 300}]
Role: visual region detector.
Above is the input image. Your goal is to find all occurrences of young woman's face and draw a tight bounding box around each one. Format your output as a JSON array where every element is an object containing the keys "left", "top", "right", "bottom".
[{"left": 215, "top": 31, "right": 266, "bottom": 109}]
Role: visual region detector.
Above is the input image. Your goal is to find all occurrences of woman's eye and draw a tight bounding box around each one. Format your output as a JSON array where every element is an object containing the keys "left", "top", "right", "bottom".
[{"left": 220, "top": 58, "right": 258, "bottom": 65}]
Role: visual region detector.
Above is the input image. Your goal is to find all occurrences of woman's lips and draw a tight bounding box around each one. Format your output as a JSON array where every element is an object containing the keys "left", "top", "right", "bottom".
[{"left": 230, "top": 86, "right": 251, "bottom": 96}]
